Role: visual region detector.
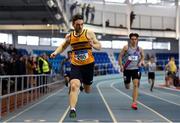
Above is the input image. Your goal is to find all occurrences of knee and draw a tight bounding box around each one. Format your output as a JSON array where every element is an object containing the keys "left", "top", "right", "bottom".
[
  {"left": 70, "top": 83, "right": 79, "bottom": 92},
  {"left": 133, "top": 83, "right": 139, "bottom": 88}
]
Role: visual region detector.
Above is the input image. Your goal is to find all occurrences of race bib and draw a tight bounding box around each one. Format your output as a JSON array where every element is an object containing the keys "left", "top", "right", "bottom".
[
  {"left": 74, "top": 50, "right": 88, "bottom": 61},
  {"left": 128, "top": 55, "right": 138, "bottom": 61}
]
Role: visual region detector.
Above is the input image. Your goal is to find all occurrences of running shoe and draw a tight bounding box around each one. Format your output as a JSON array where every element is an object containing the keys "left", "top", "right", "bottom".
[
  {"left": 131, "top": 102, "right": 138, "bottom": 110},
  {"left": 69, "top": 109, "right": 76, "bottom": 118},
  {"left": 64, "top": 78, "right": 69, "bottom": 87},
  {"left": 65, "top": 82, "right": 68, "bottom": 87},
  {"left": 150, "top": 88, "right": 153, "bottom": 92},
  {"left": 80, "top": 85, "right": 84, "bottom": 92}
]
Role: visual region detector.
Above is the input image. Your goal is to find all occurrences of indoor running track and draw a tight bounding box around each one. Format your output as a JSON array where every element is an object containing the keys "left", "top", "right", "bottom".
[{"left": 2, "top": 73, "right": 180, "bottom": 123}]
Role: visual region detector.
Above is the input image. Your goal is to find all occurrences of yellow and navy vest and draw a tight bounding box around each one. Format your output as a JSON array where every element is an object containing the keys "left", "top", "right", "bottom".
[{"left": 70, "top": 29, "right": 94, "bottom": 66}]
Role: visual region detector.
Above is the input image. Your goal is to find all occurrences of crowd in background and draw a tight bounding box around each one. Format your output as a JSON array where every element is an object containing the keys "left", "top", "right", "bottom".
[
  {"left": 0, "top": 42, "right": 52, "bottom": 95},
  {"left": 0, "top": 42, "right": 51, "bottom": 76},
  {"left": 70, "top": 1, "right": 95, "bottom": 24}
]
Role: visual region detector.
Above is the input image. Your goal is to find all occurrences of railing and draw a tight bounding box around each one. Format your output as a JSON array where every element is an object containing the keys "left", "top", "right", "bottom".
[{"left": 0, "top": 74, "right": 64, "bottom": 119}]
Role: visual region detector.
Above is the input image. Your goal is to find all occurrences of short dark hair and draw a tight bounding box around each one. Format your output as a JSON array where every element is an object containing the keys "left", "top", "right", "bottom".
[
  {"left": 129, "top": 33, "right": 139, "bottom": 39},
  {"left": 72, "top": 14, "right": 83, "bottom": 23},
  {"left": 67, "top": 51, "right": 72, "bottom": 54}
]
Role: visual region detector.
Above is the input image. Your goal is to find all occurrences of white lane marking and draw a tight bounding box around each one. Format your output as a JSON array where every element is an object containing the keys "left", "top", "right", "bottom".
[
  {"left": 155, "top": 85, "right": 180, "bottom": 92},
  {"left": 58, "top": 106, "right": 70, "bottom": 123},
  {"left": 140, "top": 82, "right": 180, "bottom": 98},
  {"left": 139, "top": 78, "right": 180, "bottom": 97},
  {"left": 140, "top": 90, "right": 180, "bottom": 106},
  {"left": 144, "top": 87, "right": 180, "bottom": 98},
  {"left": 155, "top": 90, "right": 180, "bottom": 98},
  {"left": 58, "top": 78, "right": 120, "bottom": 123},
  {"left": 3, "top": 88, "right": 64, "bottom": 123},
  {"left": 96, "top": 82, "right": 117, "bottom": 123},
  {"left": 111, "top": 82, "right": 173, "bottom": 123},
  {"left": 77, "top": 119, "right": 99, "bottom": 122},
  {"left": 136, "top": 120, "right": 142, "bottom": 123}
]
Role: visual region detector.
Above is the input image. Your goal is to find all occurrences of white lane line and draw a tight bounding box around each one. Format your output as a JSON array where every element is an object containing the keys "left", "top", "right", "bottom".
[
  {"left": 140, "top": 83, "right": 180, "bottom": 98},
  {"left": 144, "top": 87, "right": 180, "bottom": 98},
  {"left": 140, "top": 90, "right": 180, "bottom": 106},
  {"left": 139, "top": 78, "right": 180, "bottom": 98},
  {"left": 58, "top": 106, "right": 70, "bottom": 123},
  {"left": 157, "top": 91, "right": 180, "bottom": 98},
  {"left": 155, "top": 85, "right": 180, "bottom": 92},
  {"left": 111, "top": 82, "right": 173, "bottom": 123},
  {"left": 3, "top": 88, "right": 64, "bottom": 123},
  {"left": 58, "top": 78, "right": 120, "bottom": 123},
  {"left": 96, "top": 82, "right": 117, "bottom": 123}
]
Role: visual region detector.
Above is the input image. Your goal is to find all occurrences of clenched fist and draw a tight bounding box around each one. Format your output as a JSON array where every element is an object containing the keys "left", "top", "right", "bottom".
[{"left": 50, "top": 52, "right": 57, "bottom": 58}]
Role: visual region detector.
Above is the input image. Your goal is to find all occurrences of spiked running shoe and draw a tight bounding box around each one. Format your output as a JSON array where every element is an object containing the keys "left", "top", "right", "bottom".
[
  {"left": 69, "top": 109, "right": 76, "bottom": 118},
  {"left": 131, "top": 102, "right": 138, "bottom": 110}
]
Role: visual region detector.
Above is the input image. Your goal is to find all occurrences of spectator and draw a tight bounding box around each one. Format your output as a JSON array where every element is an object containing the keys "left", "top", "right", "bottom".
[
  {"left": 75, "top": 3, "right": 82, "bottom": 15},
  {"left": 85, "top": 4, "right": 91, "bottom": 23},
  {"left": 130, "top": 11, "right": 136, "bottom": 28},
  {"left": 37, "top": 53, "right": 51, "bottom": 92},
  {"left": 81, "top": 3, "right": 86, "bottom": 19},
  {"left": 26, "top": 56, "right": 35, "bottom": 87},
  {"left": 0, "top": 63, "right": 5, "bottom": 75},
  {"left": 90, "top": 6, "right": 95, "bottom": 24},
  {"left": 105, "top": 19, "right": 110, "bottom": 27},
  {"left": 70, "top": 1, "right": 78, "bottom": 20}
]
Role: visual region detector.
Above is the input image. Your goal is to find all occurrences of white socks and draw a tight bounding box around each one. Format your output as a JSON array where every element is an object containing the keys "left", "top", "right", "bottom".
[{"left": 71, "top": 107, "right": 76, "bottom": 111}]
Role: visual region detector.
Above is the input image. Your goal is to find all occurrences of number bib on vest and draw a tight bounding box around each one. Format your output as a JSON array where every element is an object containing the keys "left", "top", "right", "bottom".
[
  {"left": 128, "top": 55, "right": 138, "bottom": 61},
  {"left": 74, "top": 50, "right": 88, "bottom": 61}
]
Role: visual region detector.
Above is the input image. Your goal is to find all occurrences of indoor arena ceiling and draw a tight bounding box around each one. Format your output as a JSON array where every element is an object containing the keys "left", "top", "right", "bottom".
[{"left": 0, "top": 0, "right": 64, "bottom": 25}]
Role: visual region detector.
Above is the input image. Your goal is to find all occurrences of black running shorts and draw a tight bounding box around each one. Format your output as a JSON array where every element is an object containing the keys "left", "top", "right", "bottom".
[
  {"left": 70, "top": 62, "right": 94, "bottom": 85},
  {"left": 148, "top": 72, "right": 155, "bottom": 80},
  {"left": 123, "top": 69, "right": 140, "bottom": 84}
]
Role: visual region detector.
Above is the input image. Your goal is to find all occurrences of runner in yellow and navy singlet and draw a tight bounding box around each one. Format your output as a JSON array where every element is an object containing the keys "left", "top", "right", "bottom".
[{"left": 50, "top": 14, "right": 101, "bottom": 118}]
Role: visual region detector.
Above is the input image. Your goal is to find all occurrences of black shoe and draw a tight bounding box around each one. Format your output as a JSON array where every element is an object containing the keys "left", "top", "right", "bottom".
[
  {"left": 65, "top": 82, "right": 68, "bottom": 87},
  {"left": 80, "top": 85, "right": 84, "bottom": 92},
  {"left": 69, "top": 109, "right": 76, "bottom": 118},
  {"left": 150, "top": 88, "right": 153, "bottom": 92}
]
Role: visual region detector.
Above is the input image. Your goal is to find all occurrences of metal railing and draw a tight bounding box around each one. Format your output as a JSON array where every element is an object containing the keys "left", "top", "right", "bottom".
[{"left": 0, "top": 74, "right": 64, "bottom": 119}]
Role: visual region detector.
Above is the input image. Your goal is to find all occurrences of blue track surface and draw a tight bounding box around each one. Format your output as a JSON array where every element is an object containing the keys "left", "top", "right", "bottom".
[{"left": 2, "top": 73, "right": 180, "bottom": 122}]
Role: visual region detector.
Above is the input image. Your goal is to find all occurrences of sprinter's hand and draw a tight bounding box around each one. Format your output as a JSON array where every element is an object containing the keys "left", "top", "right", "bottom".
[
  {"left": 50, "top": 52, "right": 56, "bottom": 58},
  {"left": 138, "top": 61, "right": 145, "bottom": 67},
  {"left": 120, "top": 65, "right": 124, "bottom": 72}
]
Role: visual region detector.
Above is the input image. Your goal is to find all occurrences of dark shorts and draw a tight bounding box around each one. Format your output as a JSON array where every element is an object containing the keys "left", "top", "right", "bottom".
[
  {"left": 70, "top": 62, "right": 94, "bottom": 85},
  {"left": 167, "top": 71, "right": 176, "bottom": 79},
  {"left": 148, "top": 72, "right": 155, "bottom": 80},
  {"left": 123, "top": 69, "right": 140, "bottom": 84},
  {"left": 64, "top": 72, "right": 70, "bottom": 77}
]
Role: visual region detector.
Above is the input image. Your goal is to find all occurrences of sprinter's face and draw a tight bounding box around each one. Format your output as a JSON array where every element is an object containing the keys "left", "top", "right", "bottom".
[
  {"left": 130, "top": 36, "right": 138, "bottom": 46},
  {"left": 73, "top": 19, "right": 84, "bottom": 33}
]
